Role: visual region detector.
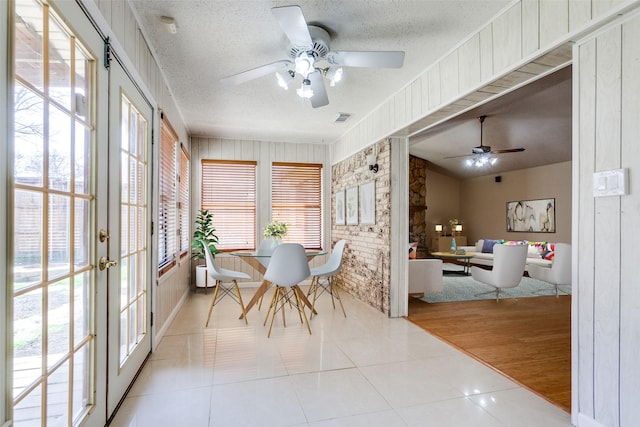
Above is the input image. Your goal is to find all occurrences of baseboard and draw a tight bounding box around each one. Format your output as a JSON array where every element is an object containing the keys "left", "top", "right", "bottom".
[
  {"left": 152, "top": 286, "right": 190, "bottom": 351},
  {"left": 577, "top": 413, "right": 606, "bottom": 427}
]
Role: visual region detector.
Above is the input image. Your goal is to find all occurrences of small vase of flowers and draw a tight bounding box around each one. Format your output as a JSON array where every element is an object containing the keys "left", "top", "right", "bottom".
[{"left": 263, "top": 220, "right": 288, "bottom": 240}]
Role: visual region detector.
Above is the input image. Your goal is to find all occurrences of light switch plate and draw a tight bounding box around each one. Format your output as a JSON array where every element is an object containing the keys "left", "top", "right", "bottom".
[{"left": 593, "top": 168, "right": 628, "bottom": 197}]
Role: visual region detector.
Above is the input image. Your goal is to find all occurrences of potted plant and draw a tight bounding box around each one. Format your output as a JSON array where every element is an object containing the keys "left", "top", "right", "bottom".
[{"left": 192, "top": 209, "right": 220, "bottom": 289}]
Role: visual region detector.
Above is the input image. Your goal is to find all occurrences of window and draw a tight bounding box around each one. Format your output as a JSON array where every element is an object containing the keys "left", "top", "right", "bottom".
[
  {"left": 178, "top": 144, "right": 190, "bottom": 257},
  {"left": 201, "top": 160, "right": 257, "bottom": 251},
  {"left": 158, "top": 114, "right": 177, "bottom": 274},
  {"left": 271, "top": 162, "right": 323, "bottom": 249}
]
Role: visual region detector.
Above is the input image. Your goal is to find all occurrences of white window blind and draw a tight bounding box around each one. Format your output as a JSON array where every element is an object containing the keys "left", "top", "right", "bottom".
[
  {"left": 201, "top": 160, "right": 256, "bottom": 251},
  {"left": 179, "top": 144, "right": 190, "bottom": 257},
  {"left": 158, "top": 114, "right": 177, "bottom": 274},
  {"left": 271, "top": 162, "right": 322, "bottom": 249}
]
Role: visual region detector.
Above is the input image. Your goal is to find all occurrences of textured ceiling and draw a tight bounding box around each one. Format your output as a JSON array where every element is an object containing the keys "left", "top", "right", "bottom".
[{"left": 129, "top": 0, "right": 512, "bottom": 144}]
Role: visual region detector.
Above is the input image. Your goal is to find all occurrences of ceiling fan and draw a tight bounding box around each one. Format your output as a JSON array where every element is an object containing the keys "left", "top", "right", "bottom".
[
  {"left": 220, "top": 5, "right": 405, "bottom": 108},
  {"left": 445, "top": 115, "right": 525, "bottom": 165}
]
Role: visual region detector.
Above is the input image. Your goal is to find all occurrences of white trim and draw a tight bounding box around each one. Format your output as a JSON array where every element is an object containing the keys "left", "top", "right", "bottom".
[
  {"left": 389, "top": 137, "right": 409, "bottom": 317},
  {"left": 152, "top": 287, "right": 190, "bottom": 351},
  {"left": 76, "top": 0, "right": 157, "bottom": 108},
  {"left": 1, "top": 0, "right": 10, "bottom": 424},
  {"left": 577, "top": 413, "right": 606, "bottom": 427}
]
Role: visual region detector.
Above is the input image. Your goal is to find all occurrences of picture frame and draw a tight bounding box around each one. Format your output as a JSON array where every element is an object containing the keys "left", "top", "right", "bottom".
[
  {"left": 335, "top": 190, "right": 345, "bottom": 225},
  {"left": 506, "top": 198, "right": 556, "bottom": 233},
  {"left": 359, "top": 181, "right": 376, "bottom": 225},
  {"left": 346, "top": 186, "right": 359, "bottom": 225}
]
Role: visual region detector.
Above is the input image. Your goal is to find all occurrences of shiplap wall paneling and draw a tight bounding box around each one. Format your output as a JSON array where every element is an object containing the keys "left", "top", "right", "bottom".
[
  {"left": 569, "top": 0, "right": 593, "bottom": 31},
  {"left": 540, "top": 0, "right": 569, "bottom": 47},
  {"left": 492, "top": 2, "right": 523, "bottom": 75},
  {"left": 522, "top": 0, "right": 540, "bottom": 56},
  {"left": 419, "top": 73, "right": 430, "bottom": 116},
  {"left": 458, "top": 34, "right": 482, "bottom": 94},
  {"left": 479, "top": 25, "right": 494, "bottom": 82},
  {"left": 593, "top": 25, "right": 622, "bottom": 427},
  {"left": 394, "top": 91, "right": 407, "bottom": 131},
  {"left": 439, "top": 51, "right": 459, "bottom": 104},
  {"left": 426, "top": 65, "right": 441, "bottom": 111},
  {"left": 593, "top": 0, "right": 629, "bottom": 18},
  {"left": 619, "top": 14, "right": 640, "bottom": 426},
  {"left": 411, "top": 79, "right": 422, "bottom": 121}
]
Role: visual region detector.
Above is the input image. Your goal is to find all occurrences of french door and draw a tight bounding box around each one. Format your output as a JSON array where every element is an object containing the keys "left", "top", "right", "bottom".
[
  {"left": 105, "top": 57, "right": 152, "bottom": 417},
  {"left": 10, "top": 0, "right": 152, "bottom": 425},
  {"left": 11, "top": 1, "right": 106, "bottom": 425}
]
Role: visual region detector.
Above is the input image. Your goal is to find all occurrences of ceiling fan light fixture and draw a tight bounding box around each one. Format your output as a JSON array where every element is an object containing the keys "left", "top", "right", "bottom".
[
  {"left": 325, "top": 66, "right": 343, "bottom": 86},
  {"left": 467, "top": 154, "right": 497, "bottom": 168},
  {"left": 294, "top": 52, "right": 315, "bottom": 77},
  {"left": 296, "top": 79, "right": 314, "bottom": 98},
  {"left": 276, "top": 70, "right": 295, "bottom": 90}
]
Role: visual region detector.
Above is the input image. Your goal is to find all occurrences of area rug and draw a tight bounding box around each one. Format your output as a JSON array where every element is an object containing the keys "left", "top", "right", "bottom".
[{"left": 418, "top": 268, "right": 571, "bottom": 303}]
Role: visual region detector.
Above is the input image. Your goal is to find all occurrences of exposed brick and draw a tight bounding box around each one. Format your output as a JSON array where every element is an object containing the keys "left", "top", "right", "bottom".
[{"left": 331, "top": 140, "right": 391, "bottom": 314}]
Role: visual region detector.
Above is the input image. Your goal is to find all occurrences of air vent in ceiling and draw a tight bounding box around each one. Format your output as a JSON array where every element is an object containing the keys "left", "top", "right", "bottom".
[{"left": 335, "top": 112, "right": 351, "bottom": 123}]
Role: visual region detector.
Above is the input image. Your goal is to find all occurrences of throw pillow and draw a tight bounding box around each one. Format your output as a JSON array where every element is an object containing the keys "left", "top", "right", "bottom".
[
  {"left": 481, "top": 239, "right": 499, "bottom": 253},
  {"left": 408, "top": 242, "right": 418, "bottom": 259},
  {"left": 541, "top": 243, "right": 555, "bottom": 260}
]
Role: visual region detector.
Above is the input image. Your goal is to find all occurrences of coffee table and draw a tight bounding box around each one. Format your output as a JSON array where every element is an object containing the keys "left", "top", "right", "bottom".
[{"left": 430, "top": 251, "right": 476, "bottom": 276}]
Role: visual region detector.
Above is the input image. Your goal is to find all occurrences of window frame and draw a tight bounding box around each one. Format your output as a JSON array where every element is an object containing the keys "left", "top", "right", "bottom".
[
  {"left": 158, "top": 113, "right": 178, "bottom": 276},
  {"left": 178, "top": 143, "right": 190, "bottom": 259},
  {"left": 201, "top": 160, "right": 257, "bottom": 251},
  {"left": 271, "top": 162, "right": 323, "bottom": 250}
]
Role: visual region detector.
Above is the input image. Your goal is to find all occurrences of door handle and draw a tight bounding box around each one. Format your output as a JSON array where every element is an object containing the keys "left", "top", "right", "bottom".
[
  {"left": 99, "top": 229, "right": 111, "bottom": 242},
  {"left": 99, "top": 256, "right": 118, "bottom": 271}
]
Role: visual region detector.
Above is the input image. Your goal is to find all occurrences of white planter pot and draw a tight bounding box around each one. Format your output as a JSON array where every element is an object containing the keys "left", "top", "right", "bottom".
[{"left": 195, "top": 264, "right": 209, "bottom": 288}]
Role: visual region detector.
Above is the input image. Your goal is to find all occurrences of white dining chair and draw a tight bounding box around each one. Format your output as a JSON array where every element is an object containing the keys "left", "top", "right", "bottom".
[
  {"left": 307, "top": 239, "right": 347, "bottom": 318},
  {"left": 202, "top": 241, "right": 251, "bottom": 327},
  {"left": 262, "top": 243, "right": 311, "bottom": 337}
]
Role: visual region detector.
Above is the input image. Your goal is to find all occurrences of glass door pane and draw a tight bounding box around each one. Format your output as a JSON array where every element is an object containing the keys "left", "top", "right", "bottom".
[{"left": 12, "top": 1, "right": 99, "bottom": 425}]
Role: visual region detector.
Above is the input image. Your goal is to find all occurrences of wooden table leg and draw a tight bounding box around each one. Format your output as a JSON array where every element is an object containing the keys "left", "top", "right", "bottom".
[{"left": 240, "top": 279, "right": 272, "bottom": 319}]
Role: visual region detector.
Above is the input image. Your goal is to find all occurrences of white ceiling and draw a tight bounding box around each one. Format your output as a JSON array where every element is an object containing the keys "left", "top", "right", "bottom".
[
  {"left": 409, "top": 66, "right": 572, "bottom": 179},
  {"left": 128, "top": 0, "right": 512, "bottom": 144}
]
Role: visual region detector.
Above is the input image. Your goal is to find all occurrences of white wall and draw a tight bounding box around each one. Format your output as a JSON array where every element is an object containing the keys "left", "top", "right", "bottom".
[
  {"left": 459, "top": 161, "right": 572, "bottom": 244},
  {"left": 574, "top": 11, "right": 640, "bottom": 426},
  {"left": 85, "top": 0, "right": 192, "bottom": 343},
  {"left": 190, "top": 137, "right": 331, "bottom": 280}
]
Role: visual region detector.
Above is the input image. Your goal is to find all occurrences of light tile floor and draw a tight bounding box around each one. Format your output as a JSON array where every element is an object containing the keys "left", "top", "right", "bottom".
[{"left": 110, "top": 286, "right": 573, "bottom": 427}]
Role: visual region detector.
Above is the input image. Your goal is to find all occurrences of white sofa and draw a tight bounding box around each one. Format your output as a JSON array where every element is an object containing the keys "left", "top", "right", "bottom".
[
  {"left": 458, "top": 239, "right": 553, "bottom": 272},
  {"left": 409, "top": 259, "right": 443, "bottom": 295}
]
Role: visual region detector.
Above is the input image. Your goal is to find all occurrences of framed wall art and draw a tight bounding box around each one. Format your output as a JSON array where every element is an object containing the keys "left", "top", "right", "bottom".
[
  {"left": 506, "top": 198, "right": 555, "bottom": 233},
  {"left": 359, "top": 181, "right": 375, "bottom": 225},
  {"left": 346, "top": 186, "right": 359, "bottom": 225},
  {"left": 335, "top": 190, "right": 345, "bottom": 225}
]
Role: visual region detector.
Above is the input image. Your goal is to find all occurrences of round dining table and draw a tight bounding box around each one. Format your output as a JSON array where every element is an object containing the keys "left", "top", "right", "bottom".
[{"left": 229, "top": 249, "right": 327, "bottom": 319}]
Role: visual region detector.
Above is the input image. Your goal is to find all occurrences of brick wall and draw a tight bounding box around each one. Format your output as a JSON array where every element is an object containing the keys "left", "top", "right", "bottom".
[{"left": 331, "top": 139, "right": 391, "bottom": 314}]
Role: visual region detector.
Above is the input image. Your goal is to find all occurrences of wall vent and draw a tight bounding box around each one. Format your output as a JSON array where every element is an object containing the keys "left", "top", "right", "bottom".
[{"left": 334, "top": 112, "right": 352, "bottom": 123}]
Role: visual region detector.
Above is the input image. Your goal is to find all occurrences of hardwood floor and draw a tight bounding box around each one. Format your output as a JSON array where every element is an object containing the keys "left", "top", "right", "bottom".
[{"left": 407, "top": 295, "right": 571, "bottom": 412}]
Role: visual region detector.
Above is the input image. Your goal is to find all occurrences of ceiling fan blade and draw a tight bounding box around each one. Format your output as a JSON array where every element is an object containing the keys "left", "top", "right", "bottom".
[
  {"left": 443, "top": 153, "right": 474, "bottom": 160},
  {"left": 327, "top": 51, "right": 405, "bottom": 68},
  {"left": 308, "top": 71, "right": 329, "bottom": 108},
  {"left": 220, "top": 60, "right": 291, "bottom": 86},
  {"left": 491, "top": 148, "right": 526, "bottom": 154},
  {"left": 272, "top": 5, "right": 312, "bottom": 47}
]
